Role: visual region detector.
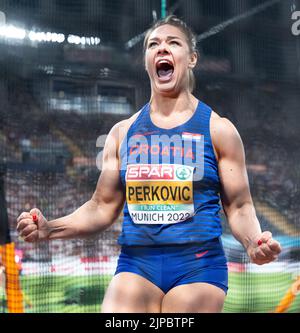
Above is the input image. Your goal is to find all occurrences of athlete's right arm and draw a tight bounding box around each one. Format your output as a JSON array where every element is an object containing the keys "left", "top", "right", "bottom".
[{"left": 16, "top": 122, "right": 127, "bottom": 242}]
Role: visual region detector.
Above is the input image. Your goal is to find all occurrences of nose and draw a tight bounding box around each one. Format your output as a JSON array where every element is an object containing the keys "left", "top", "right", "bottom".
[{"left": 157, "top": 41, "right": 170, "bottom": 55}]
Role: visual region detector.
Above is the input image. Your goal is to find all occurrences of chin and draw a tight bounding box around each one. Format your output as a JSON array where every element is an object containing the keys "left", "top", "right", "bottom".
[{"left": 155, "top": 81, "right": 178, "bottom": 95}]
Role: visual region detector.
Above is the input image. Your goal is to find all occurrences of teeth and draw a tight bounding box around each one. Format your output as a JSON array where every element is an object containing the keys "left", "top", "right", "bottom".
[{"left": 157, "top": 60, "right": 172, "bottom": 65}]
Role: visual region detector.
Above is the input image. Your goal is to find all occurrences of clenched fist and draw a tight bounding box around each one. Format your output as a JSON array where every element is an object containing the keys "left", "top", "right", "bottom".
[
  {"left": 247, "top": 231, "right": 282, "bottom": 265},
  {"left": 16, "top": 208, "right": 50, "bottom": 242}
]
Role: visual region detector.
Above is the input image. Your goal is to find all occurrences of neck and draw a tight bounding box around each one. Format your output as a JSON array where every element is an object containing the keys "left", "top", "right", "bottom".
[{"left": 150, "top": 90, "right": 197, "bottom": 116}]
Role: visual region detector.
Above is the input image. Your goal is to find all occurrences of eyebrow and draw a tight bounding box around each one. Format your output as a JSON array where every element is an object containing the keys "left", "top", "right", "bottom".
[{"left": 148, "top": 36, "right": 182, "bottom": 42}]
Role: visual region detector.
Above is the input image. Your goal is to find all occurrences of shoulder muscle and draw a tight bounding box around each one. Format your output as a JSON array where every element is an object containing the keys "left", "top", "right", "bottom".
[{"left": 210, "top": 113, "right": 245, "bottom": 163}]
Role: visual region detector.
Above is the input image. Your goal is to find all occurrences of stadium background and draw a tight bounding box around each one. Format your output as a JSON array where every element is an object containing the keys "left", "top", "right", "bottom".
[{"left": 0, "top": 0, "right": 299, "bottom": 313}]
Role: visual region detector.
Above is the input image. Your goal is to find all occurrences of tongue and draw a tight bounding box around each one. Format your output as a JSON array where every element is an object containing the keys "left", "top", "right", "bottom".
[{"left": 158, "top": 68, "right": 173, "bottom": 80}]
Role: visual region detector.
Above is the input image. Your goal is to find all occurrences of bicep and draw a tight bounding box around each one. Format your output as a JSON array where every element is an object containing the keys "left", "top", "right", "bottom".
[{"left": 214, "top": 119, "right": 253, "bottom": 215}]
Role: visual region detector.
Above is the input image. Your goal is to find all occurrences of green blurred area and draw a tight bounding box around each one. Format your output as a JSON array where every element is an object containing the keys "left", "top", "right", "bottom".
[
  {"left": 0, "top": 273, "right": 299, "bottom": 313},
  {"left": 225, "top": 272, "right": 300, "bottom": 313}
]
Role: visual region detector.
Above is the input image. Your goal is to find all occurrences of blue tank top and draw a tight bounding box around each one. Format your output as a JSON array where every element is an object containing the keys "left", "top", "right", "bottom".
[{"left": 118, "top": 100, "right": 222, "bottom": 246}]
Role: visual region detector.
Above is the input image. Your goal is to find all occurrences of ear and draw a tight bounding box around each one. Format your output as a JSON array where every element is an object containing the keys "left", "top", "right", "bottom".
[{"left": 188, "top": 51, "right": 198, "bottom": 69}]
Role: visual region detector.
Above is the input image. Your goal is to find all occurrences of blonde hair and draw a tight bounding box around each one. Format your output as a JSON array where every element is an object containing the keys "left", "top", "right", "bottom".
[{"left": 143, "top": 15, "right": 198, "bottom": 92}]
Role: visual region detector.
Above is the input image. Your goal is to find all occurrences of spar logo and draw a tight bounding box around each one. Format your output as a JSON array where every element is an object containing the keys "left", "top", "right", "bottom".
[
  {"left": 126, "top": 164, "right": 174, "bottom": 180},
  {"left": 176, "top": 166, "right": 192, "bottom": 180},
  {"left": 126, "top": 164, "right": 193, "bottom": 181}
]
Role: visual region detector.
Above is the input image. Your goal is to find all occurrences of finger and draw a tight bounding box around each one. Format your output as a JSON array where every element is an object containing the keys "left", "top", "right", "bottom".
[
  {"left": 261, "top": 231, "right": 272, "bottom": 243},
  {"left": 30, "top": 208, "right": 42, "bottom": 220},
  {"left": 16, "top": 219, "right": 35, "bottom": 233},
  {"left": 267, "top": 239, "right": 282, "bottom": 254},
  {"left": 252, "top": 250, "right": 278, "bottom": 265},
  {"left": 260, "top": 253, "right": 278, "bottom": 263},
  {"left": 254, "top": 246, "right": 278, "bottom": 262},
  {"left": 23, "top": 230, "right": 39, "bottom": 243},
  {"left": 17, "top": 212, "right": 31, "bottom": 224},
  {"left": 252, "top": 255, "right": 276, "bottom": 265},
  {"left": 259, "top": 243, "right": 274, "bottom": 257},
  {"left": 20, "top": 224, "right": 37, "bottom": 238},
  {"left": 254, "top": 248, "right": 267, "bottom": 260},
  {"left": 251, "top": 256, "right": 268, "bottom": 265}
]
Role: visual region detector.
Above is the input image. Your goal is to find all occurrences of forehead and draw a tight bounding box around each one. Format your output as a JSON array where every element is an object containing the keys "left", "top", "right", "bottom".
[{"left": 148, "top": 24, "right": 187, "bottom": 41}]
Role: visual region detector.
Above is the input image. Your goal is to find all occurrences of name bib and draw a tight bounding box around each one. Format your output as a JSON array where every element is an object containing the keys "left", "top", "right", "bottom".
[{"left": 125, "top": 164, "right": 194, "bottom": 224}]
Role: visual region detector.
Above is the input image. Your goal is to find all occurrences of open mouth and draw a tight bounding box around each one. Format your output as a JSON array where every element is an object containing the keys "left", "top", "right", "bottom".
[{"left": 156, "top": 60, "right": 174, "bottom": 81}]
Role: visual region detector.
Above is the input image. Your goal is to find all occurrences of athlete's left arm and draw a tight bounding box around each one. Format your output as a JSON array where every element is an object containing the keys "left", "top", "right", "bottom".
[{"left": 211, "top": 115, "right": 281, "bottom": 265}]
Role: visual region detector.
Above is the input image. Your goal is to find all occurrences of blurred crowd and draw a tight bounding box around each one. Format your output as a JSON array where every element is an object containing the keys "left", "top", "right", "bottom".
[{"left": 0, "top": 78, "right": 299, "bottom": 262}]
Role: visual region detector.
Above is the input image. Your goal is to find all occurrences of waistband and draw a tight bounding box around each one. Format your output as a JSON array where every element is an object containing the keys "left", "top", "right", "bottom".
[{"left": 120, "top": 237, "right": 224, "bottom": 256}]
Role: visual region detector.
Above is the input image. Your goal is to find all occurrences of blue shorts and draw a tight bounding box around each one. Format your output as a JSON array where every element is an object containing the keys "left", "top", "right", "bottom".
[{"left": 115, "top": 237, "right": 228, "bottom": 294}]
